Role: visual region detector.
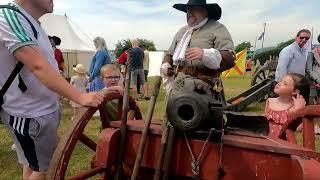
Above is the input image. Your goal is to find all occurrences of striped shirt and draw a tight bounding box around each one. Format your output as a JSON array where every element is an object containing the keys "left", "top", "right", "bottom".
[{"left": 0, "top": 3, "right": 59, "bottom": 118}]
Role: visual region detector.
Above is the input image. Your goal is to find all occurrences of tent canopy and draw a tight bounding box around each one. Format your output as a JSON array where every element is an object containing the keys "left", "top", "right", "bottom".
[{"left": 40, "top": 14, "right": 95, "bottom": 52}]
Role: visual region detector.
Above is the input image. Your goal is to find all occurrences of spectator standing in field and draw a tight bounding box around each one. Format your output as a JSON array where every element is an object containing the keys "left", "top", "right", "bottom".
[
  {"left": 89, "top": 37, "right": 111, "bottom": 91},
  {"left": 70, "top": 64, "right": 89, "bottom": 120},
  {"left": 129, "top": 39, "right": 149, "bottom": 100},
  {"left": 305, "top": 34, "right": 320, "bottom": 134},
  {"left": 49, "top": 35, "right": 64, "bottom": 75},
  {"left": 275, "top": 29, "right": 311, "bottom": 82},
  {"left": 306, "top": 34, "right": 320, "bottom": 104}
]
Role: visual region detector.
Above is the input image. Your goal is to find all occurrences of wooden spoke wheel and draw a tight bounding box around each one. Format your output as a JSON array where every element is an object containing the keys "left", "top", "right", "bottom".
[
  {"left": 251, "top": 65, "right": 275, "bottom": 86},
  {"left": 47, "top": 91, "right": 141, "bottom": 180},
  {"left": 278, "top": 105, "right": 320, "bottom": 150}
]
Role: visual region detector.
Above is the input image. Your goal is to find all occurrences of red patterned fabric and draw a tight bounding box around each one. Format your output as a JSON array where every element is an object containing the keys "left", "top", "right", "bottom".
[{"left": 264, "top": 99, "right": 292, "bottom": 138}]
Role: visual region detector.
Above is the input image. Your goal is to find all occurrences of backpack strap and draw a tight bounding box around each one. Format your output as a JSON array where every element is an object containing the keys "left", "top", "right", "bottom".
[{"left": 0, "top": 4, "right": 38, "bottom": 107}]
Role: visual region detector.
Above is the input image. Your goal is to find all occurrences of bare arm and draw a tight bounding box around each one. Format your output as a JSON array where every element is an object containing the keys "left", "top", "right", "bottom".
[{"left": 14, "top": 45, "right": 104, "bottom": 107}]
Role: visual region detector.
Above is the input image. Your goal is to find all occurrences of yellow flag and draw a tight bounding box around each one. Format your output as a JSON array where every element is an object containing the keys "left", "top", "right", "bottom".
[{"left": 221, "top": 49, "right": 247, "bottom": 78}]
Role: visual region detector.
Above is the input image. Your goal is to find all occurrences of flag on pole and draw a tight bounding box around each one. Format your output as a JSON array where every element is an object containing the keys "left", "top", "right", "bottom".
[
  {"left": 221, "top": 49, "right": 247, "bottom": 78},
  {"left": 258, "top": 32, "right": 265, "bottom": 40}
]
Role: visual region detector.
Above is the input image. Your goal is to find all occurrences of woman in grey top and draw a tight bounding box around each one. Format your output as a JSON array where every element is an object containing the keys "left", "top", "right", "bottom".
[{"left": 306, "top": 34, "right": 320, "bottom": 104}]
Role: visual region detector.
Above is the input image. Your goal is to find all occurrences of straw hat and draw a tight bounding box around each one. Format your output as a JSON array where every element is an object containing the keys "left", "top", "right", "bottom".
[
  {"left": 73, "top": 64, "right": 86, "bottom": 74},
  {"left": 173, "top": 0, "right": 222, "bottom": 20}
]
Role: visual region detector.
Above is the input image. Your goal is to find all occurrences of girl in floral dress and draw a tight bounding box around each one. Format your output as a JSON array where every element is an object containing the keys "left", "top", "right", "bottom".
[{"left": 265, "top": 73, "right": 309, "bottom": 138}]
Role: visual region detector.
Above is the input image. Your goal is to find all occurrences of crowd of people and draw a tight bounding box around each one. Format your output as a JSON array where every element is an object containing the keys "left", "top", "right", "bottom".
[
  {"left": 0, "top": 0, "right": 151, "bottom": 177},
  {"left": 269, "top": 30, "right": 320, "bottom": 136},
  {"left": 0, "top": 0, "right": 319, "bottom": 179}
]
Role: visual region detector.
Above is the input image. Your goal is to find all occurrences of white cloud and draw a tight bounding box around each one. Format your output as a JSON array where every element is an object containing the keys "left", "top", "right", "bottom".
[{"left": 2, "top": 0, "right": 319, "bottom": 50}]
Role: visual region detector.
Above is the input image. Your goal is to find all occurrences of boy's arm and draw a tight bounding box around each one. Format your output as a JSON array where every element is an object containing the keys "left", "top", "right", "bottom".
[{"left": 14, "top": 45, "right": 104, "bottom": 107}]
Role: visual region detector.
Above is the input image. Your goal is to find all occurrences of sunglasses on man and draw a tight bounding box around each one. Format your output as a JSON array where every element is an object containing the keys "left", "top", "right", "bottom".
[{"left": 299, "top": 36, "right": 310, "bottom": 40}]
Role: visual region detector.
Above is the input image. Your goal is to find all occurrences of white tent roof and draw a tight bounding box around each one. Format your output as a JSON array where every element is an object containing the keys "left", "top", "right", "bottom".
[{"left": 39, "top": 14, "right": 95, "bottom": 51}]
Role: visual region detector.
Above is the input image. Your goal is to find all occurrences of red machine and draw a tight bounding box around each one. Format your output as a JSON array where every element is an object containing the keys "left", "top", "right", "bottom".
[{"left": 47, "top": 91, "right": 320, "bottom": 180}]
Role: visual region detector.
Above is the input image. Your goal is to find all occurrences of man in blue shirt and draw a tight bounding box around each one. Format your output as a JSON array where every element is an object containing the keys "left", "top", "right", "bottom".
[{"left": 275, "top": 29, "right": 311, "bottom": 82}]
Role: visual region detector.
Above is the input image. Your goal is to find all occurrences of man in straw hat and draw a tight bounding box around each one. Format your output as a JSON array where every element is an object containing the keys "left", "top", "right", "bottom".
[
  {"left": 0, "top": 0, "right": 104, "bottom": 179},
  {"left": 161, "top": 0, "right": 235, "bottom": 100}
]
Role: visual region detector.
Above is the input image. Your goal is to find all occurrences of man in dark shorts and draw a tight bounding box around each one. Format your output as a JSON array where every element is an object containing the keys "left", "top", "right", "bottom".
[
  {"left": 129, "top": 39, "right": 149, "bottom": 100},
  {"left": 0, "top": 0, "right": 104, "bottom": 179}
]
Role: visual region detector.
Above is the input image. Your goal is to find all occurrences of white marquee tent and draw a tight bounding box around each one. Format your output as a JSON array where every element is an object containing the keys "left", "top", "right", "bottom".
[
  {"left": 39, "top": 14, "right": 165, "bottom": 78},
  {"left": 39, "top": 14, "right": 95, "bottom": 78}
]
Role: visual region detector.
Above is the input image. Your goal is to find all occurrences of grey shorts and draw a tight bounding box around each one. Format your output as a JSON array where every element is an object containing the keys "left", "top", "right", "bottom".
[
  {"left": 1, "top": 110, "right": 60, "bottom": 172},
  {"left": 131, "top": 69, "right": 145, "bottom": 85}
]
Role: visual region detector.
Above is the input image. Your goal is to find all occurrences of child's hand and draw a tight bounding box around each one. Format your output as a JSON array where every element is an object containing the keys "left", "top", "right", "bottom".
[
  {"left": 292, "top": 94, "right": 306, "bottom": 111},
  {"left": 108, "top": 86, "right": 124, "bottom": 96}
]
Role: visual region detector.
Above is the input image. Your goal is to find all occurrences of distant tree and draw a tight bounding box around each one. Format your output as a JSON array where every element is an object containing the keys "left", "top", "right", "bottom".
[
  {"left": 277, "top": 39, "right": 295, "bottom": 49},
  {"left": 235, "top": 41, "right": 252, "bottom": 53},
  {"left": 114, "top": 38, "right": 156, "bottom": 58},
  {"left": 114, "top": 39, "right": 131, "bottom": 58}
]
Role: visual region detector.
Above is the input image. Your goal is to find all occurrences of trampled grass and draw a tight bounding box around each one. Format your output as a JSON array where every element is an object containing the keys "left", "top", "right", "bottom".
[{"left": 0, "top": 75, "right": 316, "bottom": 179}]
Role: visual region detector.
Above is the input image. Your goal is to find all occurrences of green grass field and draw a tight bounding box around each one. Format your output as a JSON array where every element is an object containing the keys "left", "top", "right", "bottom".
[{"left": 0, "top": 75, "right": 315, "bottom": 179}]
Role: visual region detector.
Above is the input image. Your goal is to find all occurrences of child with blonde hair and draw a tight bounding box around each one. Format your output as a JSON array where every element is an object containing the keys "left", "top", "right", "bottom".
[
  {"left": 100, "top": 64, "right": 135, "bottom": 120},
  {"left": 265, "top": 73, "right": 309, "bottom": 138},
  {"left": 70, "top": 64, "right": 89, "bottom": 120}
]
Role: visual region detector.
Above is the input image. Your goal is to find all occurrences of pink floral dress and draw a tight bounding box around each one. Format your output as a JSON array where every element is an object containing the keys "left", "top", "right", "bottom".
[{"left": 264, "top": 99, "right": 292, "bottom": 138}]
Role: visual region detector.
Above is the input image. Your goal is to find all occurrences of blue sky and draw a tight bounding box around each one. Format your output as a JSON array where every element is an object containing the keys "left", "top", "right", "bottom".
[{"left": 3, "top": 0, "right": 320, "bottom": 50}]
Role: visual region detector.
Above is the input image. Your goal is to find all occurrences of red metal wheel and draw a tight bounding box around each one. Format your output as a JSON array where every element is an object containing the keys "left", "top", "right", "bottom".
[
  {"left": 278, "top": 105, "right": 320, "bottom": 150},
  {"left": 47, "top": 91, "right": 141, "bottom": 180}
]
